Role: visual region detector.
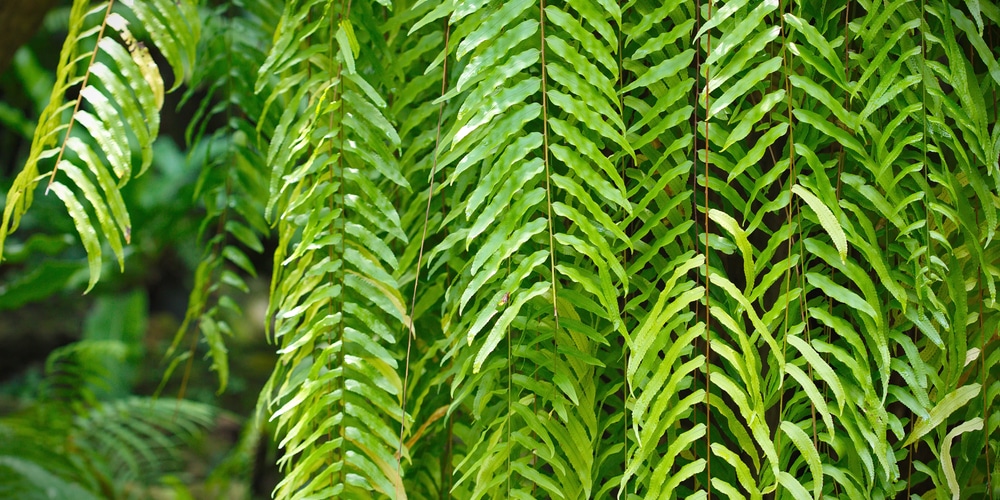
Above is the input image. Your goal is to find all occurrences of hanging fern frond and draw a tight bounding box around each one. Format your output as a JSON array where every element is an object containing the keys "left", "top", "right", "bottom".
[
  {"left": 0, "top": 0, "right": 199, "bottom": 291},
  {"left": 166, "top": 0, "right": 276, "bottom": 395},
  {"left": 616, "top": 1, "right": 702, "bottom": 496},
  {"left": 258, "top": 1, "right": 410, "bottom": 498}
]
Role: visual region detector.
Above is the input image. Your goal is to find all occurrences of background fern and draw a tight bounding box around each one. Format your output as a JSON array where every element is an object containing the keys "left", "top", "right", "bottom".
[
  {"left": 1, "top": 0, "right": 998, "bottom": 498},
  {"left": 0, "top": 337, "right": 217, "bottom": 499}
]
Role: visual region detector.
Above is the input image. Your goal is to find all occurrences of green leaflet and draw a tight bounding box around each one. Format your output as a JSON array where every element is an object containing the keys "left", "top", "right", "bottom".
[
  {"left": 455, "top": 0, "right": 534, "bottom": 60},
  {"left": 48, "top": 182, "right": 102, "bottom": 292},
  {"left": 901, "top": 384, "right": 981, "bottom": 448},
  {"left": 787, "top": 335, "right": 846, "bottom": 414},
  {"left": 709, "top": 209, "right": 755, "bottom": 291},
  {"left": 546, "top": 5, "right": 618, "bottom": 74},
  {"left": 941, "top": 417, "right": 984, "bottom": 500},
  {"left": 707, "top": 57, "right": 782, "bottom": 119},
  {"left": 793, "top": 184, "right": 848, "bottom": 264},
  {"left": 723, "top": 89, "right": 784, "bottom": 152}
]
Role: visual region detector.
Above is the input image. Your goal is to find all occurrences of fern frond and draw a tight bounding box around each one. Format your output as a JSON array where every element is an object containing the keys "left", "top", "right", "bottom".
[
  {"left": 70, "top": 397, "right": 216, "bottom": 490},
  {"left": 166, "top": 2, "right": 275, "bottom": 394},
  {"left": 258, "top": 1, "right": 409, "bottom": 498},
  {"left": 0, "top": 0, "right": 199, "bottom": 291}
]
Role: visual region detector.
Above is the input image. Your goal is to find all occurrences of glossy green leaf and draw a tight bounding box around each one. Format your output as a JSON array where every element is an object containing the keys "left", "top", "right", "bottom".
[
  {"left": 941, "top": 417, "right": 984, "bottom": 500},
  {"left": 48, "top": 182, "right": 102, "bottom": 292},
  {"left": 902, "top": 384, "right": 981, "bottom": 447},
  {"left": 793, "top": 184, "right": 848, "bottom": 263}
]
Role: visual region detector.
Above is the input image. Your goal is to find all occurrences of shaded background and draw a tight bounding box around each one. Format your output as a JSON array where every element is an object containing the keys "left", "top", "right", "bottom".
[{"left": 0, "top": 2, "right": 278, "bottom": 497}]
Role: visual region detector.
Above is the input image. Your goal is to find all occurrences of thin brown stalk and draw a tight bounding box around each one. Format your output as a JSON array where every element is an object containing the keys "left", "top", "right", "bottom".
[{"left": 45, "top": 0, "right": 116, "bottom": 193}]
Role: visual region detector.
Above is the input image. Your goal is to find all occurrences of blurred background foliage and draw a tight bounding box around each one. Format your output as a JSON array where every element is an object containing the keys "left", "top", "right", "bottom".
[{"left": 0, "top": 1, "right": 277, "bottom": 497}]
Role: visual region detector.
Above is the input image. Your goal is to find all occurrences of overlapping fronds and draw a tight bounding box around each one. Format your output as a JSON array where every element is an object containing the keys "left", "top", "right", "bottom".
[
  {"left": 7, "top": 0, "right": 1000, "bottom": 497},
  {"left": 0, "top": 0, "right": 199, "bottom": 291},
  {"left": 393, "top": 0, "right": 998, "bottom": 497},
  {"left": 256, "top": 1, "right": 997, "bottom": 498}
]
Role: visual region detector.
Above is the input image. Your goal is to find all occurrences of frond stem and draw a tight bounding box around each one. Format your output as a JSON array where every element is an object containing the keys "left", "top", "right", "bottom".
[
  {"left": 615, "top": 0, "right": 629, "bottom": 489},
  {"left": 539, "top": 0, "right": 558, "bottom": 330},
  {"left": 397, "top": 14, "right": 451, "bottom": 474},
  {"left": 334, "top": 0, "right": 349, "bottom": 489},
  {"left": 702, "top": 0, "right": 714, "bottom": 493},
  {"left": 45, "top": 0, "right": 116, "bottom": 194}
]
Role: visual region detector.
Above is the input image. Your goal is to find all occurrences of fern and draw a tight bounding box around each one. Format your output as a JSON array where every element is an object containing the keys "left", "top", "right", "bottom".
[
  {"left": 166, "top": 0, "right": 276, "bottom": 395},
  {"left": 0, "top": 0, "right": 198, "bottom": 290},
  {"left": 4, "top": 0, "right": 1000, "bottom": 498},
  {"left": 257, "top": 1, "right": 409, "bottom": 497},
  {"left": 0, "top": 340, "right": 217, "bottom": 499}
]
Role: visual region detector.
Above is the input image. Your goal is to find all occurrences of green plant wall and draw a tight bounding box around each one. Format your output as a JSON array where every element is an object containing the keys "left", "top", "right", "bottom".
[{"left": 1, "top": 0, "right": 998, "bottom": 498}]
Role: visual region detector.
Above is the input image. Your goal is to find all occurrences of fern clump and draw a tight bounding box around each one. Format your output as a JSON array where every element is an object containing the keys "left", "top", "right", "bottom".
[
  {"left": 0, "top": 339, "right": 217, "bottom": 499},
  {"left": 2, "top": 0, "right": 998, "bottom": 498}
]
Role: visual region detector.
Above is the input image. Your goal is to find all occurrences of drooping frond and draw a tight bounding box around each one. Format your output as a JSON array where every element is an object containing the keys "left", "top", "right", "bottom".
[
  {"left": 0, "top": 0, "right": 199, "bottom": 291},
  {"left": 258, "top": 1, "right": 410, "bottom": 497},
  {"left": 398, "top": 1, "right": 637, "bottom": 497},
  {"left": 615, "top": 2, "right": 703, "bottom": 498},
  {"left": 166, "top": 0, "right": 277, "bottom": 394}
]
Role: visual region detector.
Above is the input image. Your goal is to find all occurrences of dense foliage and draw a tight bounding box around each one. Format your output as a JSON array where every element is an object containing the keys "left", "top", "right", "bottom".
[{"left": 1, "top": 0, "right": 998, "bottom": 498}]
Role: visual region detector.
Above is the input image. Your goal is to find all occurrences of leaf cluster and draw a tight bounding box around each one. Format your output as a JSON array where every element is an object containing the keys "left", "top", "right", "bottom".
[{"left": 3, "top": 0, "right": 1000, "bottom": 498}]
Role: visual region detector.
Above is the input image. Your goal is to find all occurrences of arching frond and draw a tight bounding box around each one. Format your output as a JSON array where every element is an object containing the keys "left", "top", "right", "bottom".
[{"left": 0, "top": 0, "right": 199, "bottom": 291}]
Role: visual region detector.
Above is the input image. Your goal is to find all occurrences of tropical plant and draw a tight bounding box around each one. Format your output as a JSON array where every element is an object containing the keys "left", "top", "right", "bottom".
[
  {"left": 2, "top": 0, "right": 998, "bottom": 498},
  {"left": 0, "top": 317, "right": 217, "bottom": 499}
]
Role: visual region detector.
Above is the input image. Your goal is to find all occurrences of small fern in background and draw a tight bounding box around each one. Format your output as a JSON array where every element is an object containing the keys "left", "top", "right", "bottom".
[{"left": 0, "top": 338, "right": 217, "bottom": 499}]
